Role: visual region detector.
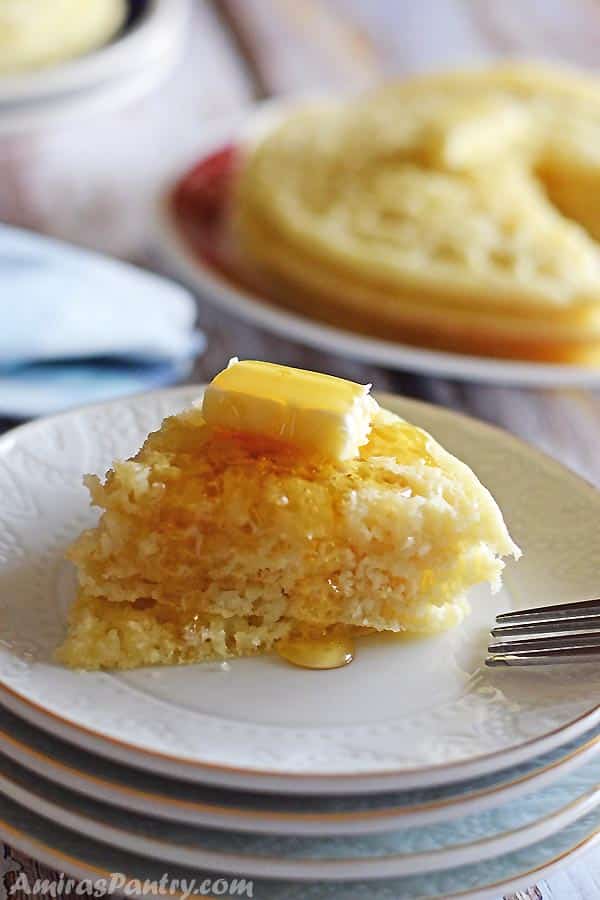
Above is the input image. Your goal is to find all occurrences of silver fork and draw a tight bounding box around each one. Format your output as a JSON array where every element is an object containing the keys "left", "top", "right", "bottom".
[{"left": 486, "top": 598, "right": 600, "bottom": 667}]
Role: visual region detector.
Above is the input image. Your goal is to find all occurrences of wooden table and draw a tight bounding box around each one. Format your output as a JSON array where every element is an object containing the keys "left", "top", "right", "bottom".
[{"left": 1, "top": 2, "right": 600, "bottom": 897}]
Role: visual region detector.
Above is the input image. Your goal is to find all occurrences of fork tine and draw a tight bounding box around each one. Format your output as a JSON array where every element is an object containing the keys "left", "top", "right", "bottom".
[
  {"left": 486, "top": 645, "right": 600, "bottom": 666},
  {"left": 495, "top": 598, "right": 600, "bottom": 624},
  {"left": 489, "top": 632, "right": 600, "bottom": 654},
  {"left": 491, "top": 614, "right": 600, "bottom": 638}
]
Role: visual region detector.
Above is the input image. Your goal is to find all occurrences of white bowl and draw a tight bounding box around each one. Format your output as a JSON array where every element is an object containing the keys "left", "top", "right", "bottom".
[
  {"left": 0, "top": 0, "right": 188, "bottom": 105},
  {"left": 0, "top": 41, "right": 180, "bottom": 135}
]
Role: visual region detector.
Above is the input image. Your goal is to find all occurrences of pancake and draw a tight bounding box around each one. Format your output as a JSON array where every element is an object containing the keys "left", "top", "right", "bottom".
[
  {"left": 234, "top": 64, "right": 600, "bottom": 363},
  {"left": 58, "top": 373, "right": 519, "bottom": 670}
]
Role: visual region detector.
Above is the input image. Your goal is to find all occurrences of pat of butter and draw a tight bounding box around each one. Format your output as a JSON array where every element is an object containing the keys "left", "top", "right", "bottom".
[
  {"left": 202, "top": 359, "right": 377, "bottom": 460},
  {"left": 425, "top": 97, "right": 530, "bottom": 170}
]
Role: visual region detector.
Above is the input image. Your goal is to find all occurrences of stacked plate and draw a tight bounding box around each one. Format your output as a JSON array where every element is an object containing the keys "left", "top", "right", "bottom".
[
  {"left": 0, "top": 385, "right": 599, "bottom": 899},
  {"left": 0, "top": 0, "right": 187, "bottom": 134}
]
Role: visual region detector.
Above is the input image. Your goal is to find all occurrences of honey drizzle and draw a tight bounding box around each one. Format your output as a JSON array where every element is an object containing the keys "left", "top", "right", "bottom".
[
  {"left": 276, "top": 630, "right": 355, "bottom": 670},
  {"left": 276, "top": 624, "right": 432, "bottom": 669}
]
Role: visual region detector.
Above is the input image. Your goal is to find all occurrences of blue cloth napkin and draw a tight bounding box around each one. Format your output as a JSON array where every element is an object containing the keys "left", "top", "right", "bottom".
[{"left": 0, "top": 224, "right": 205, "bottom": 418}]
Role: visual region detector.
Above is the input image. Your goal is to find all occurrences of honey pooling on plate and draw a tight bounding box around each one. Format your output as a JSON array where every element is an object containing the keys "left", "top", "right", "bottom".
[{"left": 277, "top": 628, "right": 355, "bottom": 670}]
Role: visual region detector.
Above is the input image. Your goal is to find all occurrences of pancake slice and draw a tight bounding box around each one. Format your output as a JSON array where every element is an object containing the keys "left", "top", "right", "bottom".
[{"left": 58, "top": 363, "right": 520, "bottom": 670}]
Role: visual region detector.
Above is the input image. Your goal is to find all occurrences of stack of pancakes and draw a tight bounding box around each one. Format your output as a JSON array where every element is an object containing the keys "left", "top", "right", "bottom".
[{"left": 234, "top": 65, "right": 600, "bottom": 364}]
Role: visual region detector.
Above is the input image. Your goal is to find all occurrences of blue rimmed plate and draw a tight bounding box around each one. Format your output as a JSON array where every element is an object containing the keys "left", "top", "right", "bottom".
[
  {"left": 0, "top": 775, "right": 598, "bottom": 898},
  {"left": 0, "top": 704, "right": 598, "bottom": 837},
  {"left": 1, "top": 728, "right": 600, "bottom": 879}
]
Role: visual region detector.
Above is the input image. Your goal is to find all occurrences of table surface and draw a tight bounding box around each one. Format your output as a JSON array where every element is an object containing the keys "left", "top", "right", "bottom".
[{"left": 1, "top": 1, "right": 600, "bottom": 898}]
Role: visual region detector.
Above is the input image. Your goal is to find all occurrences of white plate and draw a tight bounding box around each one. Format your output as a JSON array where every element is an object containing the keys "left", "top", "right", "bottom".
[
  {"left": 1, "top": 702, "right": 599, "bottom": 837},
  {"left": 0, "top": 745, "right": 599, "bottom": 880},
  {"left": 1, "top": 387, "right": 600, "bottom": 793},
  {"left": 0, "top": 0, "right": 187, "bottom": 103},
  {"left": 0, "top": 788, "right": 598, "bottom": 899},
  {"left": 157, "top": 103, "right": 600, "bottom": 388}
]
